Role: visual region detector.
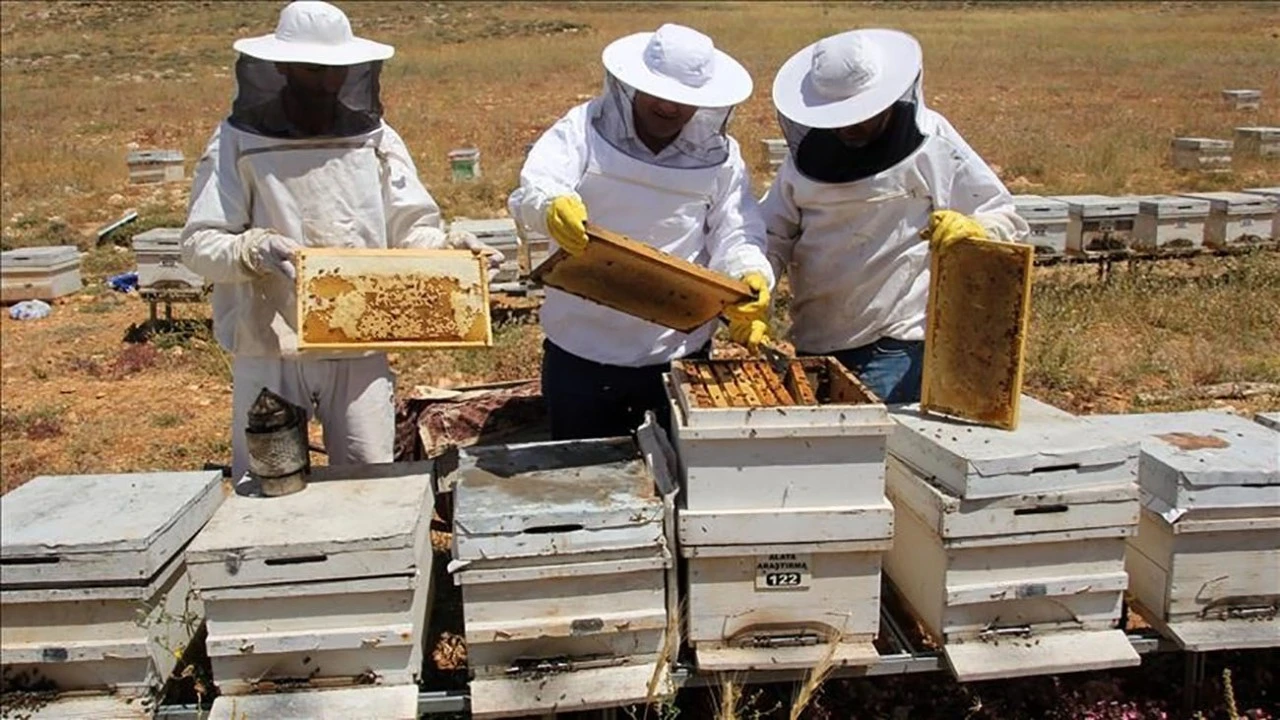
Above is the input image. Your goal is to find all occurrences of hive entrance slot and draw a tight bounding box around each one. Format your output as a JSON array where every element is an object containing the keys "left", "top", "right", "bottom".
[
  {"left": 1013, "top": 504, "right": 1070, "bottom": 516},
  {"left": 523, "top": 524, "right": 585, "bottom": 535},
  {"left": 0, "top": 556, "right": 61, "bottom": 565},
  {"left": 264, "top": 554, "right": 328, "bottom": 566},
  {"left": 1030, "top": 463, "right": 1081, "bottom": 475}
]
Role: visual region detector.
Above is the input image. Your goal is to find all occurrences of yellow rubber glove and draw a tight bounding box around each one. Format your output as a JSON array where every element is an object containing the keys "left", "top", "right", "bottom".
[
  {"left": 725, "top": 271, "right": 771, "bottom": 352},
  {"left": 546, "top": 195, "right": 589, "bottom": 256},
  {"left": 924, "top": 210, "right": 988, "bottom": 251}
]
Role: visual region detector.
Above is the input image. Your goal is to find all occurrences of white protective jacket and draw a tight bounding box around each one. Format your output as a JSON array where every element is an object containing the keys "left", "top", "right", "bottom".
[
  {"left": 182, "top": 120, "right": 447, "bottom": 358},
  {"left": 509, "top": 102, "right": 774, "bottom": 367},
  {"left": 762, "top": 105, "right": 1027, "bottom": 354}
]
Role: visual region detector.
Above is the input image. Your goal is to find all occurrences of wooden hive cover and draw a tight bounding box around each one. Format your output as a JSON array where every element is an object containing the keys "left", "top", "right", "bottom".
[
  {"left": 921, "top": 237, "right": 1033, "bottom": 430},
  {"left": 185, "top": 463, "right": 433, "bottom": 590},
  {"left": 295, "top": 247, "right": 491, "bottom": 350},
  {"left": 1089, "top": 412, "right": 1279, "bottom": 512},
  {"left": 889, "top": 396, "right": 1139, "bottom": 500},
  {"left": 530, "top": 224, "right": 753, "bottom": 332},
  {"left": 0, "top": 471, "right": 224, "bottom": 588},
  {"left": 448, "top": 437, "right": 666, "bottom": 563}
]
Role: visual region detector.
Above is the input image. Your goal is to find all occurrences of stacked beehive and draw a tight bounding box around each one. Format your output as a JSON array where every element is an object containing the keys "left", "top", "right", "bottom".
[
  {"left": 1133, "top": 195, "right": 1210, "bottom": 252},
  {"left": 665, "top": 357, "right": 895, "bottom": 671},
  {"left": 762, "top": 138, "right": 788, "bottom": 171},
  {"left": 1234, "top": 126, "right": 1280, "bottom": 157},
  {"left": 1242, "top": 187, "right": 1280, "bottom": 240},
  {"left": 0, "top": 472, "right": 225, "bottom": 712},
  {"left": 1090, "top": 412, "right": 1279, "bottom": 652},
  {"left": 1052, "top": 195, "right": 1139, "bottom": 256},
  {"left": 1012, "top": 195, "right": 1069, "bottom": 257},
  {"left": 1177, "top": 191, "right": 1278, "bottom": 247},
  {"left": 0, "top": 246, "right": 82, "bottom": 303},
  {"left": 1221, "top": 89, "right": 1262, "bottom": 110},
  {"left": 1170, "top": 137, "right": 1232, "bottom": 173},
  {"left": 132, "top": 228, "right": 206, "bottom": 295},
  {"left": 884, "top": 397, "right": 1143, "bottom": 681},
  {"left": 185, "top": 463, "right": 434, "bottom": 707},
  {"left": 126, "top": 150, "right": 185, "bottom": 185},
  {"left": 446, "top": 421, "right": 678, "bottom": 718}
]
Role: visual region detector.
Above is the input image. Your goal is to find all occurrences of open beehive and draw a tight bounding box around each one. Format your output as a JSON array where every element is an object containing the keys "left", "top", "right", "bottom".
[
  {"left": 295, "top": 248, "right": 491, "bottom": 350},
  {"left": 922, "top": 236, "right": 1033, "bottom": 431},
  {"left": 666, "top": 358, "right": 894, "bottom": 671},
  {"left": 530, "top": 224, "right": 753, "bottom": 332}
]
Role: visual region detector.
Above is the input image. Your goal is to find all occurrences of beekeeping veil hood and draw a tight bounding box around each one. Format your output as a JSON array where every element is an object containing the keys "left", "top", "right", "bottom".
[
  {"left": 590, "top": 23, "right": 754, "bottom": 169},
  {"left": 772, "top": 29, "right": 926, "bottom": 182},
  {"left": 228, "top": 1, "right": 394, "bottom": 139}
]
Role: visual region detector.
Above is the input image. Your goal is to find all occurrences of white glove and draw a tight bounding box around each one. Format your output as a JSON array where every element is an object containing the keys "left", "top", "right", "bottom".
[
  {"left": 242, "top": 230, "right": 302, "bottom": 281},
  {"left": 445, "top": 229, "right": 505, "bottom": 281}
]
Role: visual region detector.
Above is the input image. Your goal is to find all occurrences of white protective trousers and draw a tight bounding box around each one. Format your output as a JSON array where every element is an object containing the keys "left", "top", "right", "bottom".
[
  {"left": 230, "top": 354, "right": 394, "bottom": 480},
  {"left": 762, "top": 107, "right": 1028, "bottom": 354},
  {"left": 508, "top": 102, "right": 774, "bottom": 367}
]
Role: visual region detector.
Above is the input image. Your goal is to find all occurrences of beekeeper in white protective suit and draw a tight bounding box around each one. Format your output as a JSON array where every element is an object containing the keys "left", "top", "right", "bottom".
[
  {"left": 508, "top": 24, "right": 774, "bottom": 441},
  {"left": 763, "top": 29, "right": 1028, "bottom": 404},
  {"left": 182, "top": 0, "right": 502, "bottom": 479}
]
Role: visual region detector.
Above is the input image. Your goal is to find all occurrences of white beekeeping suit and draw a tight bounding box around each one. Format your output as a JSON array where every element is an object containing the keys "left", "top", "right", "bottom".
[
  {"left": 181, "top": 1, "right": 500, "bottom": 480},
  {"left": 508, "top": 25, "right": 773, "bottom": 367},
  {"left": 763, "top": 29, "right": 1028, "bottom": 358}
]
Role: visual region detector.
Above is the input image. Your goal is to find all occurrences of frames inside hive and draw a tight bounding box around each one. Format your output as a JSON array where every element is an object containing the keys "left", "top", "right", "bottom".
[{"left": 674, "top": 357, "right": 878, "bottom": 409}]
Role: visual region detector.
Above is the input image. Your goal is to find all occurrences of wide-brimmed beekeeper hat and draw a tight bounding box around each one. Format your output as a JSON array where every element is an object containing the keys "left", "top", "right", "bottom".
[
  {"left": 602, "top": 23, "right": 753, "bottom": 108},
  {"left": 772, "top": 29, "right": 922, "bottom": 129},
  {"left": 233, "top": 1, "right": 394, "bottom": 66}
]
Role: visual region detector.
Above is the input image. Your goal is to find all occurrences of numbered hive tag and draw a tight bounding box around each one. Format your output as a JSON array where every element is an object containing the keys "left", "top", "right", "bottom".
[{"left": 754, "top": 553, "right": 811, "bottom": 591}]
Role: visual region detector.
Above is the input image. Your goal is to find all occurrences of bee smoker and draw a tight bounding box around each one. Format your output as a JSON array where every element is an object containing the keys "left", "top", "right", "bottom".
[{"left": 244, "top": 388, "right": 310, "bottom": 497}]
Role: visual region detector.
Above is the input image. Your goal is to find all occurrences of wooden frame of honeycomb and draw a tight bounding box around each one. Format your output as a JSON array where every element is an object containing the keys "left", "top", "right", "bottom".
[{"left": 672, "top": 357, "right": 876, "bottom": 409}]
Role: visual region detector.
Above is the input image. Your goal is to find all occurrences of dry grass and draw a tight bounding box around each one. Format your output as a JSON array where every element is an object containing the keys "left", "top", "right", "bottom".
[{"left": 2, "top": 2, "right": 1279, "bottom": 494}]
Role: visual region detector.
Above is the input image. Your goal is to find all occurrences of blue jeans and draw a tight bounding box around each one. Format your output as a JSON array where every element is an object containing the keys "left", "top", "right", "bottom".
[{"left": 818, "top": 337, "right": 924, "bottom": 405}]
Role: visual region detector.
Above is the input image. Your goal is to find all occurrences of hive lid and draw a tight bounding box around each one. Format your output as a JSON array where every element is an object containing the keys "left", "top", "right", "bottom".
[
  {"left": 447, "top": 218, "right": 518, "bottom": 239},
  {"left": 530, "top": 223, "right": 753, "bottom": 333},
  {"left": 889, "top": 397, "right": 1138, "bottom": 500},
  {"left": 1012, "top": 195, "right": 1068, "bottom": 216},
  {"left": 449, "top": 436, "right": 665, "bottom": 561},
  {"left": 1171, "top": 137, "right": 1232, "bottom": 151},
  {"left": 131, "top": 227, "right": 183, "bottom": 251},
  {"left": 1178, "top": 191, "right": 1278, "bottom": 212},
  {"left": 1136, "top": 195, "right": 1211, "bottom": 217},
  {"left": 1051, "top": 195, "right": 1139, "bottom": 216},
  {"left": 1243, "top": 186, "right": 1280, "bottom": 197},
  {"left": 185, "top": 463, "right": 433, "bottom": 590},
  {"left": 1088, "top": 412, "right": 1279, "bottom": 510},
  {"left": 0, "top": 471, "right": 225, "bottom": 587},
  {"left": 1, "top": 245, "right": 81, "bottom": 269}
]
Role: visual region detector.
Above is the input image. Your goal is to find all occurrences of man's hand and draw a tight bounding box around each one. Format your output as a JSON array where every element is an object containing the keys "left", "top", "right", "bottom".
[
  {"left": 724, "top": 271, "right": 771, "bottom": 352},
  {"left": 546, "top": 195, "right": 589, "bottom": 255},
  {"left": 923, "top": 210, "right": 987, "bottom": 251},
  {"left": 446, "top": 229, "right": 506, "bottom": 280},
  {"left": 245, "top": 232, "right": 303, "bottom": 280}
]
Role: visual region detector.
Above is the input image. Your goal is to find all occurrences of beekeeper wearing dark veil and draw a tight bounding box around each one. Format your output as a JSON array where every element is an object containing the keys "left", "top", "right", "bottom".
[
  {"left": 508, "top": 23, "right": 774, "bottom": 441},
  {"left": 763, "top": 29, "right": 1028, "bottom": 404},
  {"left": 181, "top": 1, "right": 502, "bottom": 479}
]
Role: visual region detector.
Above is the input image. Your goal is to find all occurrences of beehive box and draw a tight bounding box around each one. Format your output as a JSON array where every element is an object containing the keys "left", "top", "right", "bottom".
[
  {"left": 132, "top": 228, "right": 206, "bottom": 293},
  {"left": 1234, "top": 126, "right": 1280, "bottom": 157},
  {"left": 889, "top": 396, "right": 1139, "bottom": 500},
  {"left": 447, "top": 420, "right": 677, "bottom": 718},
  {"left": 184, "top": 463, "right": 434, "bottom": 696},
  {"left": 1222, "top": 89, "right": 1262, "bottom": 110},
  {"left": 1178, "top": 191, "right": 1277, "bottom": 247},
  {"left": 294, "top": 247, "right": 491, "bottom": 350},
  {"left": 1052, "top": 195, "right": 1139, "bottom": 256},
  {"left": 1090, "top": 412, "right": 1279, "bottom": 651},
  {"left": 127, "top": 149, "right": 185, "bottom": 184},
  {"left": 0, "top": 471, "right": 225, "bottom": 697},
  {"left": 448, "top": 217, "right": 519, "bottom": 283},
  {"left": 667, "top": 357, "right": 893, "bottom": 518},
  {"left": 762, "top": 138, "right": 788, "bottom": 170},
  {"left": 1170, "top": 137, "right": 1232, "bottom": 173},
  {"left": 1134, "top": 195, "right": 1211, "bottom": 251},
  {"left": 0, "top": 245, "right": 82, "bottom": 303},
  {"left": 1012, "top": 195, "right": 1069, "bottom": 256},
  {"left": 208, "top": 683, "right": 418, "bottom": 720},
  {"left": 883, "top": 454, "right": 1141, "bottom": 680},
  {"left": 1241, "top": 187, "right": 1280, "bottom": 239}
]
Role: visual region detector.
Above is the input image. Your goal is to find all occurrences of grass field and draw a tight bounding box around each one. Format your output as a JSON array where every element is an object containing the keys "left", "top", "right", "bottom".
[{"left": 1, "top": 2, "right": 1279, "bottom": 715}]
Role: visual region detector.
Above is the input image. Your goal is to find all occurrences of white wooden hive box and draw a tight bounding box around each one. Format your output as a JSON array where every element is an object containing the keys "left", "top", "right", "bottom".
[
  {"left": 1012, "top": 195, "right": 1069, "bottom": 256},
  {"left": 1178, "top": 191, "right": 1277, "bottom": 247},
  {"left": 1051, "top": 195, "right": 1140, "bottom": 255},
  {"left": 0, "top": 245, "right": 83, "bottom": 303},
  {"left": 1088, "top": 412, "right": 1279, "bottom": 651},
  {"left": 184, "top": 463, "right": 434, "bottom": 694},
  {"left": 665, "top": 358, "right": 893, "bottom": 536},
  {"left": 132, "top": 228, "right": 206, "bottom": 291},
  {"left": 888, "top": 396, "right": 1139, "bottom": 500},
  {"left": 1234, "top": 126, "right": 1280, "bottom": 156},
  {"left": 1, "top": 471, "right": 225, "bottom": 695},
  {"left": 1240, "top": 187, "right": 1280, "bottom": 238},
  {"left": 448, "top": 424, "right": 680, "bottom": 718},
  {"left": 883, "top": 455, "right": 1140, "bottom": 681},
  {"left": 1134, "top": 195, "right": 1210, "bottom": 250}
]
